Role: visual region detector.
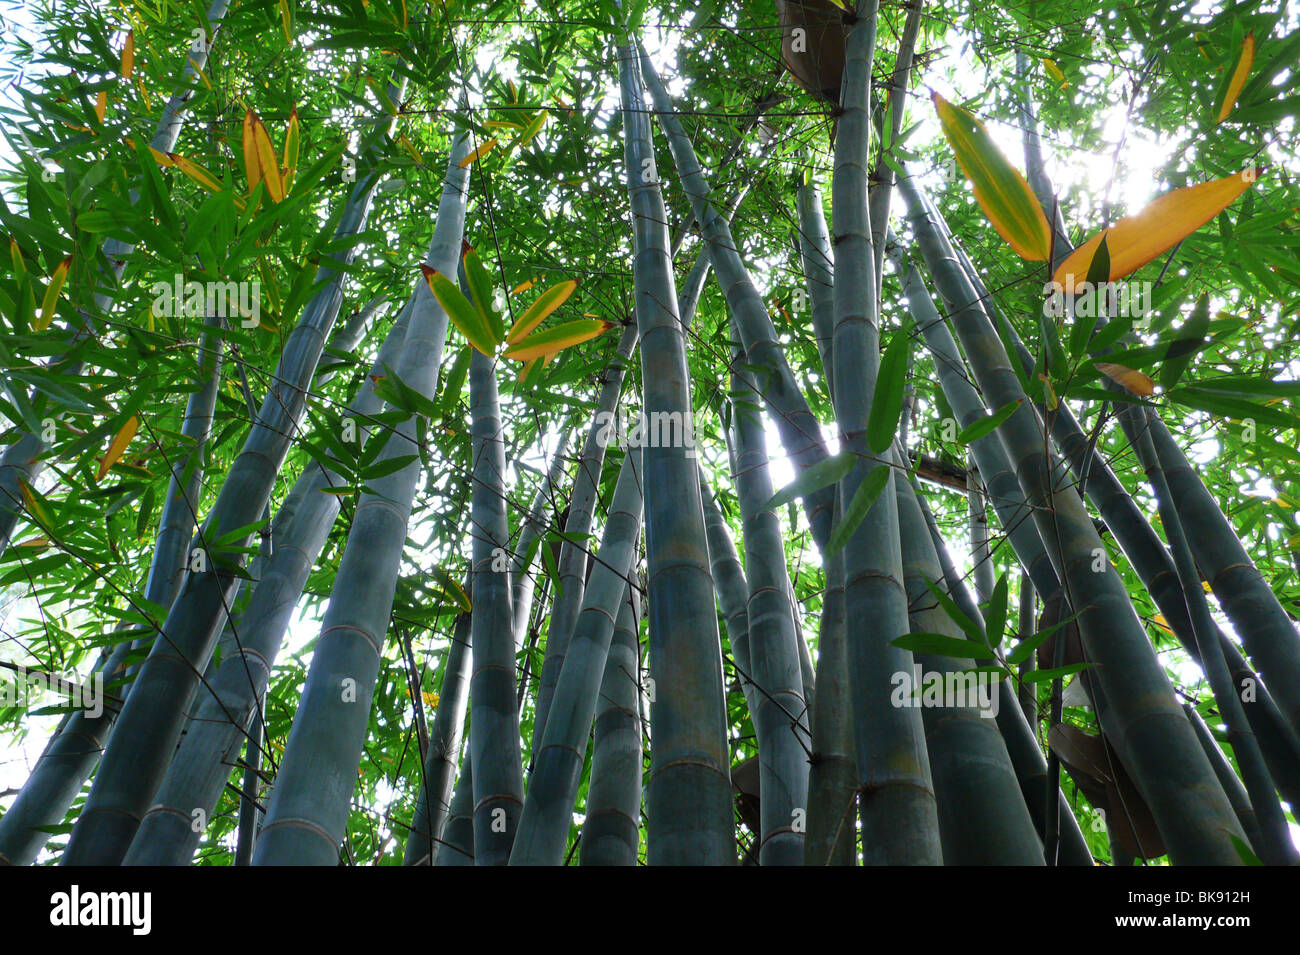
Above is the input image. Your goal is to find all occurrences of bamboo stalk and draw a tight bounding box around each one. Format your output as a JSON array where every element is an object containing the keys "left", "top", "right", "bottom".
[
  {"left": 467, "top": 348, "right": 523, "bottom": 866},
  {"left": 620, "top": 41, "right": 734, "bottom": 864},
  {"left": 511, "top": 449, "right": 644, "bottom": 864},
  {"left": 729, "top": 349, "right": 810, "bottom": 865},
  {"left": 833, "top": 2, "right": 942, "bottom": 865},
  {"left": 580, "top": 584, "right": 644, "bottom": 866},
  {"left": 637, "top": 45, "right": 834, "bottom": 549}
]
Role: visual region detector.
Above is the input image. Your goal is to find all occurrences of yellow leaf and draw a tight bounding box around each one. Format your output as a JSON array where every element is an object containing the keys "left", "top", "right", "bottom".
[
  {"left": 508, "top": 79, "right": 517, "bottom": 104},
  {"left": 15, "top": 537, "right": 50, "bottom": 549},
  {"left": 136, "top": 75, "right": 151, "bottom": 109},
  {"left": 484, "top": 120, "right": 525, "bottom": 130},
  {"left": 149, "top": 145, "right": 173, "bottom": 167},
  {"left": 1041, "top": 57, "right": 1066, "bottom": 87},
  {"left": 1096, "top": 362, "right": 1155, "bottom": 396},
  {"left": 504, "top": 318, "right": 611, "bottom": 362},
  {"left": 505, "top": 279, "right": 578, "bottom": 343},
  {"left": 1216, "top": 32, "right": 1254, "bottom": 123},
  {"left": 397, "top": 133, "right": 423, "bottom": 166},
  {"left": 169, "top": 152, "right": 222, "bottom": 193},
  {"left": 510, "top": 279, "right": 535, "bottom": 295},
  {"left": 36, "top": 255, "right": 72, "bottom": 332},
  {"left": 18, "top": 481, "right": 54, "bottom": 531},
  {"left": 518, "top": 110, "right": 548, "bottom": 149},
  {"left": 1152, "top": 614, "right": 1172, "bottom": 635},
  {"left": 1053, "top": 170, "right": 1259, "bottom": 293},
  {"left": 282, "top": 107, "right": 300, "bottom": 190},
  {"left": 98, "top": 415, "right": 140, "bottom": 480},
  {"left": 10, "top": 238, "right": 26, "bottom": 279},
  {"left": 933, "top": 93, "right": 1052, "bottom": 261},
  {"left": 421, "top": 690, "right": 439, "bottom": 708},
  {"left": 121, "top": 31, "right": 135, "bottom": 78},
  {"left": 457, "top": 137, "right": 497, "bottom": 169},
  {"left": 95, "top": 90, "right": 108, "bottom": 123},
  {"left": 241, "top": 109, "right": 260, "bottom": 193},
  {"left": 1038, "top": 373, "right": 1058, "bottom": 410},
  {"left": 518, "top": 357, "right": 539, "bottom": 382},
  {"left": 279, "top": 0, "right": 291, "bottom": 42},
  {"left": 250, "top": 112, "right": 285, "bottom": 202}
]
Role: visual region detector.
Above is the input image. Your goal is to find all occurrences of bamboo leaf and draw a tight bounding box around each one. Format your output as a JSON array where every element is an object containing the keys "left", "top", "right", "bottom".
[
  {"left": 1022, "top": 662, "right": 1092, "bottom": 684},
  {"left": 932, "top": 92, "right": 1051, "bottom": 261},
  {"left": 891, "top": 632, "right": 990, "bottom": 660},
  {"left": 18, "top": 480, "right": 55, "bottom": 533},
  {"left": 764, "top": 451, "right": 854, "bottom": 511},
  {"left": 241, "top": 109, "right": 260, "bottom": 193},
  {"left": 36, "top": 255, "right": 71, "bottom": 332},
  {"left": 956, "top": 399, "right": 1022, "bottom": 445},
  {"left": 984, "top": 573, "right": 1009, "bottom": 649},
  {"left": 923, "top": 577, "right": 985, "bottom": 645},
  {"left": 1159, "top": 294, "right": 1210, "bottom": 391},
  {"left": 121, "top": 31, "right": 135, "bottom": 78},
  {"left": 250, "top": 112, "right": 284, "bottom": 202},
  {"left": 457, "top": 137, "right": 497, "bottom": 168},
  {"left": 97, "top": 415, "right": 140, "bottom": 481},
  {"left": 827, "top": 465, "right": 891, "bottom": 557},
  {"left": 867, "top": 322, "right": 910, "bottom": 454},
  {"left": 95, "top": 90, "right": 107, "bottom": 124},
  {"left": 422, "top": 265, "right": 497, "bottom": 356},
  {"left": 461, "top": 245, "right": 501, "bottom": 341},
  {"left": 168, "top": 153, "right": 222, "bottom": 194},
  {"left": 282, "top": 107, "right": 300, "bottom": 190},
  {"left": 505, "top": 279, "right": 578, "bottom": 343},
  {"left": 1053, "top": 170, "right": 1260, "bottom": 292},
  {"left": 518, "top": 110, "right": 548, "bottom": 148},
  {"left": 503, "top": 319, "right": 611, "bottom": 362},
  {"left": 1069, "top": 236, "right": 1110, "bottom": 358},
  {"left": 1096, "top": 362, "right": 1156, "bottom": 396},
  {"left": 1217, "top": 32, "right": 1255, "bottom": 123}
]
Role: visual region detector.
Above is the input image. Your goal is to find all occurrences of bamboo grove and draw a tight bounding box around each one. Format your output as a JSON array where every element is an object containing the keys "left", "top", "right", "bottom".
[{"left": 0, "top": 0, "right": 1298, "bottom": 866}]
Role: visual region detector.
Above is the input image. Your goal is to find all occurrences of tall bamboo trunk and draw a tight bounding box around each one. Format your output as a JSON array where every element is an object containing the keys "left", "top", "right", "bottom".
[{"left": 620, "top": 41, "right": 734, "bottom": 864}]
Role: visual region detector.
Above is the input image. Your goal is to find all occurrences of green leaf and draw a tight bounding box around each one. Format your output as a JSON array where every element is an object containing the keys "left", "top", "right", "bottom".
[
  {"left": 868, "top": 323, "right": 909, "bottom": 454},
  {"left": 956, "top": 400, "right": 1022, "bottom": 445},
  {"left": 891, "top": 631, "right": 990, "bottom": 661},
  {"left": 984, "top": 572, "right": 1009, "bottom": 649},
  {"left": 423, "top": 266, "right": 497, "bottom": 355},
  {"left": 764, "top": 451, "right": 853, "bottom": 511},
  {"left": 462, "top": 245, "right": 502, "bottom": 342},
  {"left": 1022, "top": 662, "right": 1093, "bottom": 684},
  {"left": 1069, "top": 235, "right": 1110, "bottom": 359},
  {"left": 827, "top": 465, "right": 891, "bottom": 556},
  {"left": 1160, "top": 293, "right": 1210, "bottom": 391}
]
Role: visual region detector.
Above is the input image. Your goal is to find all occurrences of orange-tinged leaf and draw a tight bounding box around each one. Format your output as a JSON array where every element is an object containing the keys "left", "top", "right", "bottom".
[
  {"left": 95, "top": 90, "right": 108, "bottom": 123},
  {"left": 1217, "top": 32, "right": 1254, "bottom": 123},
  {"left": 169, "top": 152, "right": 222, "bottom": 193},
  {"left": 933, "top": 93, "right": 1051, "bottom": 261},
  {"left": 279, "top": 0, "right": 291, "bottom": 41},
  {"left": 98, "top": 415, "right": 140, "bottom": 480},
  {"left": 397, "top": 133, "right": 423, "bottom": 166},
  {"left": 484, "top": 120, "right": 524, "bottom": 130},
  {"left": 241, "top": 110, "right": 260, "bottom": 192},
  {"left": 510, "top": 279, "right": 535, "bottom": 295},
  {"left": 1042, "top": 57, "right": 1067, "bottom": 87},
  {"left": 36, "top": 255, "right": 72, "bottom": 332},
  {"left": 505, "top": 279, "right": 578, "bottom": 343},
  {"left": 457, "top": 137, "right": 497, "bottom": 169},
  {"left": 18, "top": 481, "right": 54, "bottom": 531},
  {"left": 504, "top": 319, "right": 611, "bottom": 362},
  {"left": 121, "top": 31, "right": 135, "bottom": 78},
  {"left": 149, "top": 145, "right": 173, "bottom": 167},
  {"left": 250, "top": 112, "right": 284, "bottom": 202},
  {"left": 518, "top": 110, "right": 548, "bottom": 149},
  {"left": 1096, "top": 362, "right": 1155, "bottom": 396},
  {"left": 1053, "top": 170, "right": 1259, "bottom": 292},
  {"left": 282, "top": 107, "right": 300, "bottom": 189},
  {"left": 16, "top": 536, "right": 50, "bottom": 549}
]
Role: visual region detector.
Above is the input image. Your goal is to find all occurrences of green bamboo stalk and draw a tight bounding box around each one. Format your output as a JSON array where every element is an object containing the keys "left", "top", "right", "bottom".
[
  {"left": 867, "top": 0, "right": 923, "bottom": 294},
  {"left": 0, "top": 0, "right": 234, "bottom": 560},
  {"left": 1133, "top": 408, "right": 1296, "bottom": 864},
  {"left": 699, "top": 470, "right": 756, "bottom": 712},
  {"left": 249, "top": 131, "right": 471, "bottom": 866},
  {"left": 729, "top": 352, "right": 809, "bottom": 865},
  {"left": 511, "top": 448, "right": 644, "bottom": 864},
  {"left": 467, "top": 347, "right": 523, "bottom": 866},
  {"left": 832, "top": 2, "right": 942, "bottom": 865},
  {"left": 510, "top": 437, "right": 572, "bottom": 648},
  {"left": 529, "top": 324, "right": 637, "bottom": 761},
  {"left": 580, "top": 584, "right": 644, "bottom": 866},
  {"left": 637, "top": 45, "right": 834, "bottom": 549},
  {"left": 914, "top": 491, "right": 1094, "bottom": 865},
  {"left": 121, "top": 307, "right": 412, "bottom": 866},
  {"left": 620, "top": 41, "right": 734, "bottom": 864},
  {"left": 892, "top": 463, "right": 1045, "bottom": 864},
  {"left": 899, "top": 173, "right": 1247, "bottom": 863},
  {"left": 967, "top": 459, "right": 993, "bottom": 604},
  {"left": 234, "top": 709, "right": 262, "bottom": 866},
  {"left": 1185, "top": 704, "right": 1265, "bottom": 858},
  {"left": 1018, "top": 574, "right": 1038, "bottom": 728},
  {"left": 435, "top": 755, "right": 475, "bottom": 866},
  {"left": 403, "top": 611, "right": 471, "bottom": 865},
  {"left": 796, "top": 175, "right": 835, "bottom": 384}
]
